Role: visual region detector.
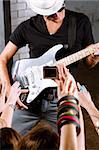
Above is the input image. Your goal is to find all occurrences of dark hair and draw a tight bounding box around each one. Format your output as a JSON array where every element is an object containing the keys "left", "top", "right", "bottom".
[
  {"left": 47, "top": 3, "right": 65, "bottom": 21},
  {"left": 0, "top": 127, "right": 21, "bottom": 150},
  {"left": 17, "top": 120, "right": 59, "bottom": 150}
]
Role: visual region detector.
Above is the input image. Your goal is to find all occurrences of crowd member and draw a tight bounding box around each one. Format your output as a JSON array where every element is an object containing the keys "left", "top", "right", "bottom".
[
  {"left": 55, "top": 65, "right": 85, "bottom": 150},
  {"left": 0, "top": 81, "right": 28, "bottom": 128},
  {"left": 17, "top": 120, "right": 59, "bottom": 150},
  {"left": 0, "top": 82, "right": 27, "bottom": 150},
  {"left": 77, "top": 83, "right": 99, "bottom": 135},
  {"left": 0, "top": 127, "right": 21, "bottom": 150},
  {"left": 0, "top": 0, "right": 99, "bottom": 135}
]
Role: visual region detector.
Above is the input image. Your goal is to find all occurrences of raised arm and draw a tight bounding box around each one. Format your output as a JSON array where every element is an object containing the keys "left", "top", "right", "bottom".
[
  {"left": 77, "top": 83, "right": 99, "bottom": 135},
  {"left": 55, "top": 64, "right": 85, "bottom": 150},
  {"left": 0, "top": 41, "right": 18, "bottom": 97},
  {"left": 0, "top": 81, "right": 28, "bottom": 128},
  {"left": 0, "top": 41, "right": 28, "bottom": 109}
]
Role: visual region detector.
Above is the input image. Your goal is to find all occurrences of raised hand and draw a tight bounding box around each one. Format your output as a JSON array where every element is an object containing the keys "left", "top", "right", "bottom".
[
  {"left": 77, "top": 82, "right": 99, "bottom": 135},
  {"left": 7, "top": 81, "right": 28, "bottom": 109},
  {"left": 55, "top": 64, "right": 78, "bottom": 100}
]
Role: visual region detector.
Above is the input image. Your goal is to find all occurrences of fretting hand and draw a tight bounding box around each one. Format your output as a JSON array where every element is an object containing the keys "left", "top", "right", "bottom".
[{"left": 86, "top": 43, "right": 99, "bottom": 67}]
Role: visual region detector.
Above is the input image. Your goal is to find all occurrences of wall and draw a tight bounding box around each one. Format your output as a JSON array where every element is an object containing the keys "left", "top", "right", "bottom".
[
  {"left": 66, "top": 1, "right": 99, "bottom": 42},
  {"left": 10, "top": 0, "right": 36, "bottom": 61},
  {"left": 10, "top": 0, "right": 99, "bottom": 61}
]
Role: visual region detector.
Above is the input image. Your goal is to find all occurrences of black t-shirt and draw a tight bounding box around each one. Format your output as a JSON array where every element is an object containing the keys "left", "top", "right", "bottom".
[{"left": 9, "top": 10, "right": 94, "bottom": 75}]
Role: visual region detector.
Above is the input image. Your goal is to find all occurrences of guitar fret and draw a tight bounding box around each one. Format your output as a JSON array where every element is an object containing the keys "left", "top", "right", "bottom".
[{"left": 55, "top": 47, "right": 94, "bottom": 66}]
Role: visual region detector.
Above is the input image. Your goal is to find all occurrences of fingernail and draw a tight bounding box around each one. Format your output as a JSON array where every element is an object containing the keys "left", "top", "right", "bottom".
[
  {"left": 25, "top": 107, "right": 28, "bottom": 109},
  {"left": 96, "top": 121, "right": 99, "bottom": 127}
]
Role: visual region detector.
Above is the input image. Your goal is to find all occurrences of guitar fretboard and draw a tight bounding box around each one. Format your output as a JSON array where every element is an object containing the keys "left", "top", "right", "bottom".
[{"left": 55, "top": 47, "right": 94, "bottom": 66}]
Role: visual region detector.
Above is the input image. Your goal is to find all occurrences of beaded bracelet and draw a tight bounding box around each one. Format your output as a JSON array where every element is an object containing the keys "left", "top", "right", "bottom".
[
  {"left": 57, "top": 95, "right": 80, "bottom": 136},
  {"left": 57, "top": 95, "right": 79, "bottom": 107},
  {"left": 57, "top": 111, "right": 79, "bottom": 120},
  {"left": 58, "top": 119, "right": 81, "bottom": 136},
  {"left": 57, "top": 113, "right": 80, "bottom": 136},
  {"left": 58, "top": 104, "right": 79, "bottom": 118},
  {"left": 58, "top": 102, "right": 79, "bottom": 112},
  {"left": 57, "top": 114, "right": 79, "bottom": 126}
]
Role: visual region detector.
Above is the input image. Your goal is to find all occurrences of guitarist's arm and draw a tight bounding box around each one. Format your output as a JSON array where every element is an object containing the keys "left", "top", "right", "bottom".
[
  {"left": 0, "top": 41, "right": 27, "bottom": 109},
  {"left": 0, "top": 41, "right": 16, "bottom": 96},
  {"left": 85, "top": 43, "right": 99, "bottom": 68}
]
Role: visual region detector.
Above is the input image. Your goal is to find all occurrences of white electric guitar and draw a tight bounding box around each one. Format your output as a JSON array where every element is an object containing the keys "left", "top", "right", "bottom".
[{"left": 11, "top": 44, "right": 94, "bottom": 103}]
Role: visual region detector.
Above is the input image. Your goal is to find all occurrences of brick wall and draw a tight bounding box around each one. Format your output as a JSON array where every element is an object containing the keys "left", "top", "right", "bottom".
[
  {"left": 10, "top": 0, "right": 36, "bottom": 61},
  {"left": 10, "top": 0, "right": 99, "bottom": 61}
]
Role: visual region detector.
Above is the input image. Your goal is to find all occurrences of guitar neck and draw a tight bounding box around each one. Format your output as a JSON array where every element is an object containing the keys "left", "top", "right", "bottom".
[{"left": 55, "top": 47, "right": 94, "bottom": 66}]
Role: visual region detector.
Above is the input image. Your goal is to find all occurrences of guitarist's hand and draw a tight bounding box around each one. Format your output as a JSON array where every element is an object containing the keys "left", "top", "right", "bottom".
[
  {"left": 86, "top": 43, "right": 99, "bottom": 68},
  {"left": 93, "top": 42, "right": 99, "bottom": 65}
]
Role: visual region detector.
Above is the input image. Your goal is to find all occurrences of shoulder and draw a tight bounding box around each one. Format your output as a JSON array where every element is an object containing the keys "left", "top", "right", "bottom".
[
  {"left": 17, "top": 15, "right": 41, "bottom": 30},
  {"left": 17, "top": 18, "right": 31, "bottom": 29},
  {"left": 67, "top": 10, "right": 91, "bottom": 23},
  {"left": 15, "top": 15, "right": 38, "bottom": 30}
]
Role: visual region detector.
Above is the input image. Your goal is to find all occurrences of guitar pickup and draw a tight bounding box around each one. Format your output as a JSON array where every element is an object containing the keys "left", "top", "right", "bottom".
[{"left": 43, "top": 66, "right": 59, "bottom": 79}]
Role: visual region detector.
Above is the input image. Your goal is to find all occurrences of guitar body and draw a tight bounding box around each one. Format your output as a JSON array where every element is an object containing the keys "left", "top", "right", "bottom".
[
  {"left": 12, "top": 44, "right": 63, "bottom": 103},
  {"left": 11, "top": 44, "right": 94, "bottom": 103}
]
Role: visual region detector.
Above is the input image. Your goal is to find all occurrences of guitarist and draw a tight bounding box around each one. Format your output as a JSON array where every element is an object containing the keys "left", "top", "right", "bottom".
[{"left": 0, "top": 0, "right": 99, "bottom": 135}]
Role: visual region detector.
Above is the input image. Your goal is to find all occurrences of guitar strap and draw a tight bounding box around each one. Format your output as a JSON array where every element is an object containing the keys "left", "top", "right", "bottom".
[
  {"left": 68, "top": 13, "right": 76, "bottom": 50},
  {"left": 42, "top": 13, "right": 77, "bottom": 101}
]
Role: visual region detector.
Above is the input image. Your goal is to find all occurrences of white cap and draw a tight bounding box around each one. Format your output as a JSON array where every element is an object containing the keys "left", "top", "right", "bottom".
[{"left": 26, "top": 0, "right": 65, "bottom": 16}]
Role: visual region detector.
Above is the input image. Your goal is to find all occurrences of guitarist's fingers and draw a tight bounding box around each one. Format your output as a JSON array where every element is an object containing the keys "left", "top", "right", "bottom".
[
  {"left": 94, "top": 51, "right": 99, "bottom": 55},
  {"left": 94, "top": 42, "right": 99, "bottom": 51},
  {"left": 17, "top": 98, "right": 28, "bottom": 109}
]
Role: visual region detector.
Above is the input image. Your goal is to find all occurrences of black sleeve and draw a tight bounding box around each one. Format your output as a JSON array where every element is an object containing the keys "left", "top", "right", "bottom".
[
  {"left": 9, "top": 22, "right": 27, "bottom": 48},
  {"left": 82, "top": 15, "right": 94, "bottom": 47}
]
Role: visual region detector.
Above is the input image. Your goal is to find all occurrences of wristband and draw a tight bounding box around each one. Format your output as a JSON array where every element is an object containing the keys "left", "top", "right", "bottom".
[
  {"left": 58, "top": 119, "right": 81, "bottom": 136},
  {"left": 57, "top": 95, "right": 79, "bottom": 106},
  {"left": 58, "top": 102, "right": 79, "bottom": 112},
  {"left": 58, "top": 105, "right": 79, "bottom": 117}
]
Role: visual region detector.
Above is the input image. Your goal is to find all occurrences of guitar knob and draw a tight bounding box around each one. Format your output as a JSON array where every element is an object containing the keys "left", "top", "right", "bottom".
[
  {"left": 21, "top": 75, "right": 29, "bottom": 88},
  {"left": 26, "top": 70, "right": 34, "bottom": 85}
]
